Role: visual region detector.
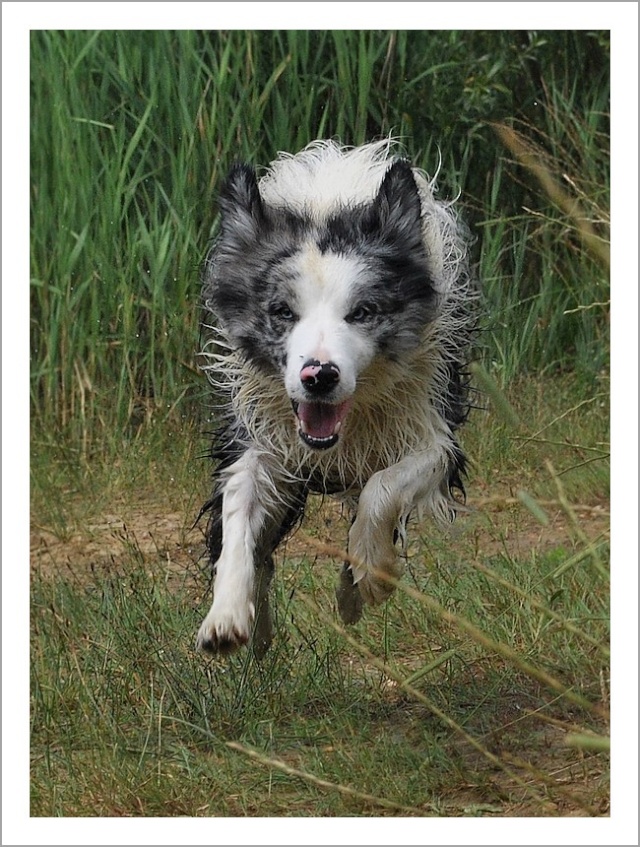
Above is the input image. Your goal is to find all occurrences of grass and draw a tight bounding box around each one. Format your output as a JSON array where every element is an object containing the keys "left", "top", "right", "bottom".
[
  {"left": 30, "top": 376, "right": 610, "bottom": 817},
  {"left": 30, "top": 30, "right": 610, "bottom": 436},
  {"left": 28, "top": 29, "right": 612, "bottom": 820}
]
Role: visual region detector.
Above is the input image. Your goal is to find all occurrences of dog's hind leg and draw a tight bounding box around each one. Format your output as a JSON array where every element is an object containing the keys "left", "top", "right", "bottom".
[
  {"left": 336, "top": 561, "right": 364, "bottom": 624},
  {"left": 252, "top": 555, "right": 275, "bottom": 659},
  {"left": 252, "top": 483, "right": 308, "bottom": 657}
]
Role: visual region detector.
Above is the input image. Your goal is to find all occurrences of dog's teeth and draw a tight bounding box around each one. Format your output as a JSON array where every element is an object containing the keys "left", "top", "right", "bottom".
[{"left": 334, "top": 421, "right": 342, "bottom": 435}]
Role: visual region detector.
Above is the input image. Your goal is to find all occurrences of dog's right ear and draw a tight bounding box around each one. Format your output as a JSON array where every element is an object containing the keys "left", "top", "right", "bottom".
[{"left": 218, "top": 164, "right": 266, "bottom": 243}]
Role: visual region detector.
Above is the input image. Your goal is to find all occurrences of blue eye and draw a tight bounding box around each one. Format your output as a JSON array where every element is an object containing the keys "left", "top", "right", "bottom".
[
  {"left": 347, "top": 304, "right": 377, "bottom": 323},
  {"left": 269, "top": 302, "right": 296, "bottom": 321}
]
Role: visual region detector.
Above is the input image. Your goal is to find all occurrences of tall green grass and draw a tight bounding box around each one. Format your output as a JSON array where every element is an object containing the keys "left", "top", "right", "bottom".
[
  {"left": 29, "top": 31, "right": 611, "bottom": 819},
  {"left": 30, "top": 30, "right": 610, "bottom": 438}
]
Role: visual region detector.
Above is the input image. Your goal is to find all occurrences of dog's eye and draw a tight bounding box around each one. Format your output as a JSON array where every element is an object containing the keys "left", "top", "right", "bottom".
[
  {"left": 346, "top": 303, "right": 378, "bottom": 324},
  {"left": 269, "top": 302, "right": 296, "bottom": 322}
]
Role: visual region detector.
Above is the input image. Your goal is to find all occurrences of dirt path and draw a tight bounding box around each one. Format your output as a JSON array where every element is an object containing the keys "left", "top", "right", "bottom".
[
  {"left": 29, "top": 487, "right": 610, "bottom": 818},
  {"left": 30, "top": 488, "right": 609, "bottom": 582}
]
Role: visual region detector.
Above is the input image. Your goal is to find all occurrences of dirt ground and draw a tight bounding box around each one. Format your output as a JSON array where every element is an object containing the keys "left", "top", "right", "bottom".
[
  {"left": 30, "top": 487, "right": 610, "bottom": 817},
  {"left": 30, "top": 487, "right": 610, "bottom": 584}
]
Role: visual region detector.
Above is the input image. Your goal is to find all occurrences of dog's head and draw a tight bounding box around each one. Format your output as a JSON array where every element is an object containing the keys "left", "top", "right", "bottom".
[{"left": 206, "top": 158, "right": 438, "bottom": 450}]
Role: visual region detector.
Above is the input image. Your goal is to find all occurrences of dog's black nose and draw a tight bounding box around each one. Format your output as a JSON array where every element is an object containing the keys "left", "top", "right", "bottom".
[{"left": 300, "top": 359, "right": 340, "bottom": 395}]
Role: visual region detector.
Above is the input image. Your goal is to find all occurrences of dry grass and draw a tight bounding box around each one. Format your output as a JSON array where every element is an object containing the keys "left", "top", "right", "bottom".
[{"left": 30, "top": 376, "right": 610, "bottom": 819}]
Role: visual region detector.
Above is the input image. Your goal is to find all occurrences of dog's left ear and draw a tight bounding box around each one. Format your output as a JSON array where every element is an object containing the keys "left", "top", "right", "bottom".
[{"left": 363, "top": 160, "right": 422, "bottom": 246}]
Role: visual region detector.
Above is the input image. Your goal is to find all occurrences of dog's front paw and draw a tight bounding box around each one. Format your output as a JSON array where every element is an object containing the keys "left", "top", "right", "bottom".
[
  {"left": 195, "top": 600, "right": 255, "bottom": 655},
  {"left": 348, "top": 516, "right": 403, "bottom": 607},
  {"left": 356, "top": 568, "right": 399, "bottom": 606}
]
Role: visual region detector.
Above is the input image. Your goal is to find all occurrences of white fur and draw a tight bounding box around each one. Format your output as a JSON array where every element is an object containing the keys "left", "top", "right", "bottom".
[
  {"left": 196, "top": 448, "right": 290, "bottom": 652},
  {"left": 260, "top": 139, "right": 466, "bottom": 294},
  {"left": 282, "top": 245, "right": 375, "bottom": 406},
  {"left": 197, "top": 140, "right": 474, "bottom": 654},
  {"left": 201, "top": 319, "right": 460, "bottom": 499}
]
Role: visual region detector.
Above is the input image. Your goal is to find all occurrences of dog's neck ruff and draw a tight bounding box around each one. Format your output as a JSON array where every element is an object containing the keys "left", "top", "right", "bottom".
[{"left": 202, "top": 325, "right": 454, "bottom": 499}]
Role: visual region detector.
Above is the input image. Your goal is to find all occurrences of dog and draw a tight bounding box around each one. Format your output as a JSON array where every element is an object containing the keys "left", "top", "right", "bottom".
[{"left": 196, "top": 139, "right": 476, "bottom": 657}]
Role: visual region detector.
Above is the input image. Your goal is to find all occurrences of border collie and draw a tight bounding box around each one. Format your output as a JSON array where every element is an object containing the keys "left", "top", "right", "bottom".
[{"left": 196, "top": 140, "right": 476, "bottom": 657}]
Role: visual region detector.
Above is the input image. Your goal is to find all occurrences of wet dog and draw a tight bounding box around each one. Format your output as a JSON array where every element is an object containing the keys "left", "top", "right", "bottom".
[{"left": 196, "top": 140, "right": 476, "bottom": 656}]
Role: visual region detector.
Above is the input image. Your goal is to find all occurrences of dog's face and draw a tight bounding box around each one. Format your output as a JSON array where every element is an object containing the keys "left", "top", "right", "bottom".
[{"left": 206, "top": 160, "right": 438, "bottom": 450}]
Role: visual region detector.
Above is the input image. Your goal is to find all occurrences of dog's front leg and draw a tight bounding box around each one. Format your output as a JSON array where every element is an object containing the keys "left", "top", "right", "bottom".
[
  {"left": 196, "top": 449, "right": 278, "bottom": 655},
  {"left": 345, "top": 449, "right": 455, "bottom": 609}
]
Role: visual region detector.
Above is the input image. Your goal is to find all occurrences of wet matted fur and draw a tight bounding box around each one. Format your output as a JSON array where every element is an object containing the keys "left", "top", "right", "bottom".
[{"left": 196, "top": 140, "right": 477, "bottom": 657}]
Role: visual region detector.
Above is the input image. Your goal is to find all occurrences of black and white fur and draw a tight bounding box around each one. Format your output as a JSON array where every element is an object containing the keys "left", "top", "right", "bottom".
[{"left": 196, "top": 140, "right": 475, "bottom": 657}]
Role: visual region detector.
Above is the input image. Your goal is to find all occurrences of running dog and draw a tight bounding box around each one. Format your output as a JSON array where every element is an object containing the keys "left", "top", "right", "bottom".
[{"left": 196, "top": 140, "right": 476, "bottom": 657}]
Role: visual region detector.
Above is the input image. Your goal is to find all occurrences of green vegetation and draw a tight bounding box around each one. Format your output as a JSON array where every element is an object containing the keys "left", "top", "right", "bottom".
[
  {"left": 30, "top": 374, "right": 609, "bottom": 817},
  {"left": 30, "top": 30, "right": 609, "bottom": 436},
  {"left": 30, "top": 31, "right": 610, "bottom": 817}
]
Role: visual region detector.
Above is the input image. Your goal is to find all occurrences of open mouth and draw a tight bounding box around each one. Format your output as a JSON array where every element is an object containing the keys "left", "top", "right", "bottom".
[{"left": 292, "top": 399, "right": 352, "bottom": 450}]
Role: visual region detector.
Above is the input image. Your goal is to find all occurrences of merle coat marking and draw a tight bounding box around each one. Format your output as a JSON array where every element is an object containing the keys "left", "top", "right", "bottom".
[{"left": 196, "top": 140, "right": 476, "bottom": 656}]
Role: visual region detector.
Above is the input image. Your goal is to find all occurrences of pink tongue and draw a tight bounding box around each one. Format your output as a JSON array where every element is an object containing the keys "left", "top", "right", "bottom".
[{"left": 297, "top": 401, "right": 350, "bottom": 438}]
